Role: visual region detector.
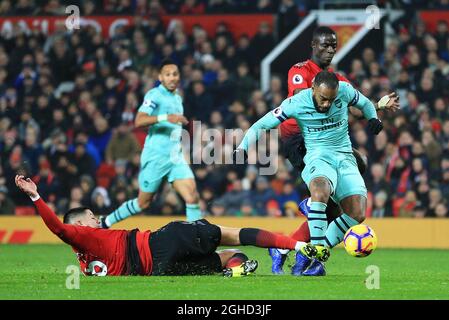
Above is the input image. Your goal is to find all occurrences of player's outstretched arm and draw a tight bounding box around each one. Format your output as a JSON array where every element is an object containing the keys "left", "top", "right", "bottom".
[
  {"left": 237, "top": 103, "right": 293, "bottom": 152},
  {"left": 15, "top": 175, "right": 74, "bottom": 239},
  {"left": 344, "top": 83, "right": 383, "bottom": 135}
]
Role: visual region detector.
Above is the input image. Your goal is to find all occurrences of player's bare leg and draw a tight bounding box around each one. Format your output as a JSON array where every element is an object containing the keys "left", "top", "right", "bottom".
[
  {"left": 172, "top": 178, "right": 202, "bottom": 221},
  {"left": 314, "top": 194, "right": 366, "bottom": 251},
  {"left": 138, "top": 189, "right": 155, "bottom": 211},
  {"left": 340, "top": 194, "right": 366, "bottom": 223},
  {"left": 102, "top": 190, "right": 154, "bottom": 228},
  {"left": 291, "top": 147, "right": 365, "bottom": 242},
  {"left": 323, "top": 195, "right": 365, "bottom": 248}
]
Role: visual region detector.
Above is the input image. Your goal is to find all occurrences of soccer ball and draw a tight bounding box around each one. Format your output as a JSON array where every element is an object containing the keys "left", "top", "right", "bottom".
[{"left": 343, "top": 224, "right": 377, "bottom": 257}]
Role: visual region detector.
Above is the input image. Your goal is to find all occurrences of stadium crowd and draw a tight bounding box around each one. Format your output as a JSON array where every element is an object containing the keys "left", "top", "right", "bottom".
[{"left": 0, "top": 1, "right": 448, "bottom": 218}]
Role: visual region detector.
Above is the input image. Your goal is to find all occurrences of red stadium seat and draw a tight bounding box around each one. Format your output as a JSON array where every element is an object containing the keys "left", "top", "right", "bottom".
[{"left": 14, "top": 206, "right": 36, "bottom": 216}]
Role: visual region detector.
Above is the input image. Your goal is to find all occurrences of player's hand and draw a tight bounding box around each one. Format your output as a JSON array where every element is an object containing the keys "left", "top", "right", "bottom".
[
  {"left": 377, "top": 92, "right": 400, "bottom": 112},
  {"left": 15, "top": 175, "right": 38, "bottom": 198},
  {"left": 167, "top": 114, "right": 188, "bottom": 125},
  {"left": 368, "top": 118, "right": 383, "bottom": 135},
  {"left": 233, "top": 149, "right": 248, "bottom": 164}
]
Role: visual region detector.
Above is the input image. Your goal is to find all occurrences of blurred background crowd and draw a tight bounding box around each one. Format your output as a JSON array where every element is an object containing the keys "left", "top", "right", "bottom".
[
  {"left": 0, "top": 0, "right": 434, "bottom": 17},
  {"left": 0, "top": 0, "right": 447, "bottom": 219}
]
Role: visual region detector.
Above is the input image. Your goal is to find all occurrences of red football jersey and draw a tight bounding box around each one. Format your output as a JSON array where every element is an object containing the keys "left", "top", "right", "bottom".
[
  {"left": 33, "top": 198, "right": 152, "bottom": 276},
  {"left": 280, "top": 59, "right": 350, "bottom": 139}
]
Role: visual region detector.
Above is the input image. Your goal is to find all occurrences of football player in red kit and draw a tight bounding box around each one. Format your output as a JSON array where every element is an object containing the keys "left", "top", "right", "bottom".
[
  {"left": 269, "top": 26, "right": 400, "bottom": 276},
  {"left": 15, "top": 175, "right": 317, "bottom": 277}
]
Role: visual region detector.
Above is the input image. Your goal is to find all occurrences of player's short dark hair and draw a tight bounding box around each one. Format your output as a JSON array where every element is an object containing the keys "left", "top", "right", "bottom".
[
  {"left": 159, "top": 58, "right": 178, "bottom": 72},
  {"left": 63, "top": 207, "right": 90, "bottom": 224},
  {"left": 312, "top": 26, "right": 336, "bottom": 40},
  {"left": 313, "top": 71, "right": 339, "bottom": 89}
]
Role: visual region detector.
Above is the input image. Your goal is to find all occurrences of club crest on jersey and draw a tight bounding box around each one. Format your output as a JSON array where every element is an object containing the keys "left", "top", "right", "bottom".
[
  {"left": 143, "top": 99, "right": 157, "bottom": 110},
  {"left": 272, "top": 107, "right": 283, "bottom": 116},
  {"left": 272, "top": 107, "right": 288, "bottom": 122},
  {"left": 292, "top": 74, "right": 303, "bottom": 84},
  {"left": 335, "top": 99, "right": 342, "bottom": 109},
  {"left": 87, "top": 260, "right": 108, "bottom": 276}
]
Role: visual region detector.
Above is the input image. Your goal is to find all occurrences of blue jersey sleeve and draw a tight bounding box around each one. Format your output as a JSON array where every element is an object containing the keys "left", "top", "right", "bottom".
[
  {"left": 138, "top": 90, "right": 159, "bottom": 115},
  {"left": 237, "top": 97, "right": 297, "bottom": 151},
  {"left": 342, "top": 82, "right": 377, "bottom": 120}
]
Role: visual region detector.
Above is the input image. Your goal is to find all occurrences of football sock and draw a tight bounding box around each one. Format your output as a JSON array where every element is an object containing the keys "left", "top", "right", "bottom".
[
  {"left": 105, "top": 198, "right": 141, "bottom": 227},
  {"left": 225, "top": 252, "right": 249, "bottom": 268},
  {"left": 186, "top": 203, "right": 202, "bottom": 221},
  {"left": 239, "top": 228, "right": 306, "bottom": 250},
  {"left": 290, "top": 221, "right": 311, "bottom": 242},
  {"left": 308, "top": 202, "right": 328, "bottom": 246},
  {"left": 271, "top": 222, "right": 311, "bottom": 256},
  {"left": 325, "top": 213, "right": 359, "bottom": 248}
]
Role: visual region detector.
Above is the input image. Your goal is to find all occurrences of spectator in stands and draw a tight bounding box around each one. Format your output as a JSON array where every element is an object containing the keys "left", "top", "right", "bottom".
[
  {"left": 180, "top": 0, "right": 205, "bottom": 14},
  {"left": 234, "top": 62, "right": 255, "bottom": 105},
  {"left": 0, "top": 7, "right": 447, "bottom": 220},
  {"left": 266, "top": 199, "right": 282, "bottom": 217},
  {"left": 105, "top": 122, "right": 141, "bottom": 164},
  {"left": 372, "top": 190, "right": 388, "bottom": 218},
  {"left": 33, "top": 156, "right": 59, "bottom": 202},
  {"left": 435, "top": 202, "right": 448, "bottom": 218},
  {"left": 71, "top": 142, "right": 95, "bottom": 179},
  {"left": 210, "top": 198, "right": 226, "bottom": 216},
  {"left": 216, "top": 179, "right": 249, "bottom": 216},
  {"left": 428, "top": 188, "right": 444, "bottom": 217},
  {"left": 277, "top": 180, "right": 301, "bottom": 215},
  {"left": 235, "top": 34, "right": 252, "bottom": 67},
  {"left": 283, "top": 201, "right": 300, "bottom": 218},
  {"left": 398, "top": 190, "right": 418, "bottom": 217},
  {"left": 250, "top": 22, "right": 275, "bottom": 70},
  {"left": 211, "top": 67, "right": 235, "bottom": 112},
  {"left": 206, "top": 0, "right": 234, "bottom": 14},
  {"left": 442, "top": 165, "right": 449, "bottom": 199},
  {"left": 185, "top": 80, "right": 214, "bottom": 122},
  {"left": 0, "top": 0, "right": 13, "bottom": 15},
  {"left": 59, "top": 185, "right": 85, "bottom": 213},
  {"left": 277, "top": 0, "right": 299, "bottom": 39},
  {"left": 235, "top": 199, "right": 256, "bottom": 217},
  {"left": 70, "top": 131, "right": 101, "bottom": 169},
  {"left": 21, "top": 126, "right": 43, "bottom": 175},
  {"left": 90, "top": 186, "right": 113, "bottom": 216},
  {"left": 422, "top": 130, "right": 443, "bottom": 175},
  {"left": 0, "top": 185, "right": 15, "bottom": 215},
  {"left": 79, "top": 174, "right": 94, "bottom": 203},
  {"left": 249, "top": 176, "right": 277, "bottom": 216},
  {"left": 367, "top": 163, "right": 391, "bottom": 200},
  {"left": 89, "top": 117, "right": 112, "bottom": 160}
]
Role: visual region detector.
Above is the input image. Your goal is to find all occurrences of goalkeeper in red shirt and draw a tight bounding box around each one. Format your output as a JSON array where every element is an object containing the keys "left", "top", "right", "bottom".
[{"left": 15, "top": 175, "right": 317, "bottom": 277}]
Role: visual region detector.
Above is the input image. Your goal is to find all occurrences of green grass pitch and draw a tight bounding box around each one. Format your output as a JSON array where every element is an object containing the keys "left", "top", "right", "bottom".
[{"left": 1, "top": 245, "right": 449, "bottom": 300}]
